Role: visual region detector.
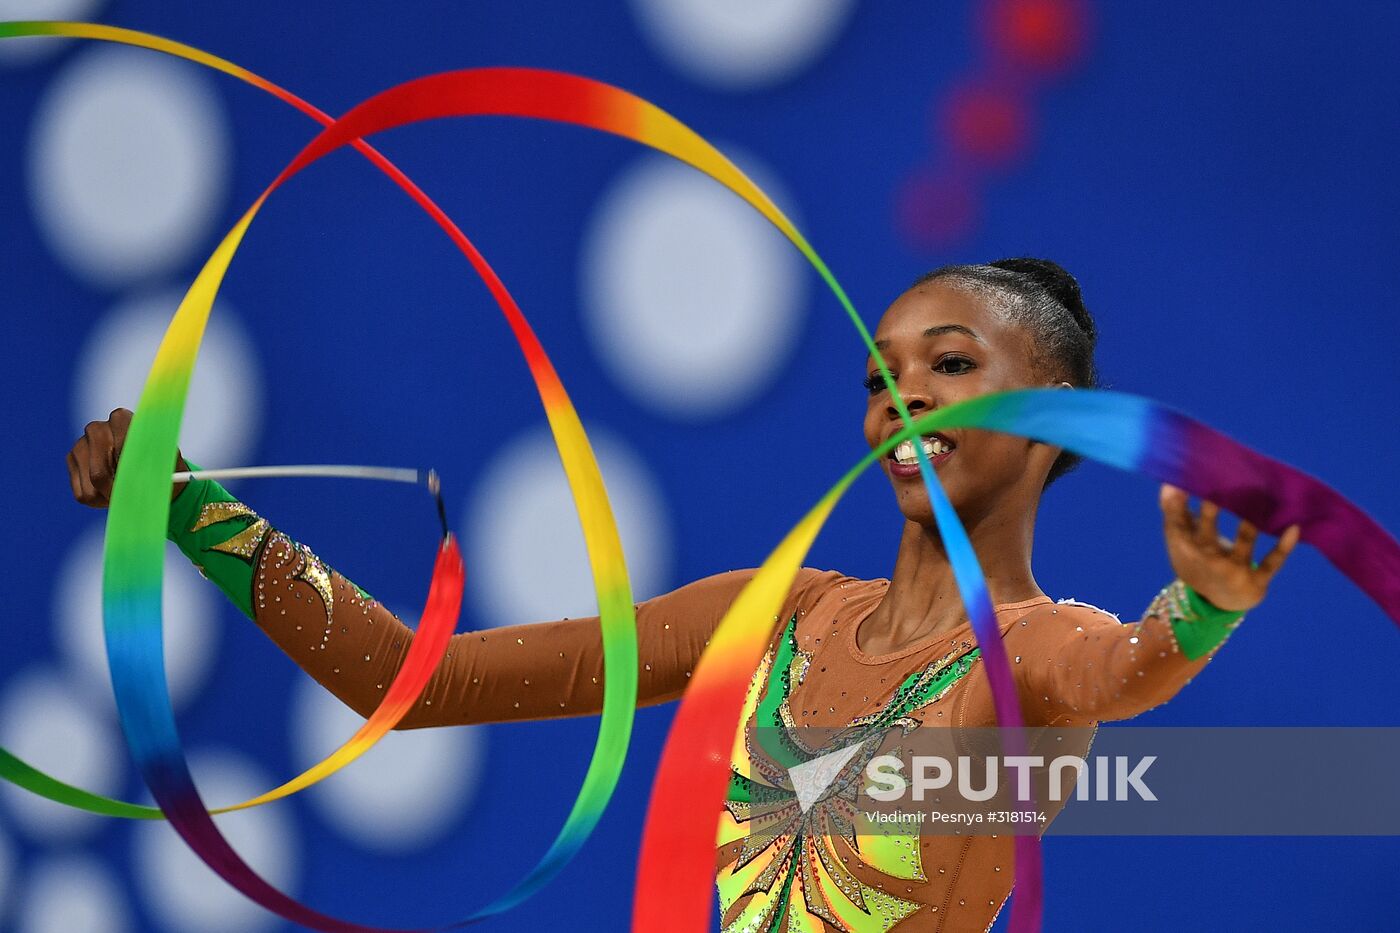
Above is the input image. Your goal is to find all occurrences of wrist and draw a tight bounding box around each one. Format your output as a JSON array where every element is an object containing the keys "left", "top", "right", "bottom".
[
  {"left": 1181, "top": 582, "right": 1246, "bottom": 624},
  {"left": 1151, "top": 579, "right": 1246, "bottom": 661},
  {"left": 172, "top": 454, "right": 190, "bottom": 502}
]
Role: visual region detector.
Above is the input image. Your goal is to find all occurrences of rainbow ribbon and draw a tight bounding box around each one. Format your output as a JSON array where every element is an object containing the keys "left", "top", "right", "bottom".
[
  {"left": 3, "top": 20, "right": 1398, "bottom": 933},
  {"left": 0, "top": 20, "right": 641, "bottom": 931},
  {"left": 0, "top": 23, "right": 1047, "bottom": 928},
  {"left": 259, "top": 63, "right": 1050, "bottom": 933}
]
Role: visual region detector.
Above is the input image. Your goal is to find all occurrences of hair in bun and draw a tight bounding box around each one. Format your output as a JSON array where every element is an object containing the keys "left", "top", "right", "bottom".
[{"left": 910, "top": 257, "right": 1099, "bottom": 487}]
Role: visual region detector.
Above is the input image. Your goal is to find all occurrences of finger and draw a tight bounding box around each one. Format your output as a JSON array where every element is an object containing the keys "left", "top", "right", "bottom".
[
  {"left": 1195, "top": 499, "right": 1221, "bottom": 548},
  {"left": 84, "top": 421, "right": 115, "bottom": 506},
  {"left": 108, "top": 408, "right": 133, "bottom": 456},
  {"left": 66, "top": 450, "right": 85, "bottom": 503},
  {"left": 1257, "top": 524, "right": 1302, "bottom": 576},
  {"left": 71, "top": 436, "right": 98, "bottom": 504},
  {"left": 1231, "top": 520, "right": 1259, "bottom": 563},
  {"left": 1159, "top": 484, "right": 1194, "bottom": 537}
]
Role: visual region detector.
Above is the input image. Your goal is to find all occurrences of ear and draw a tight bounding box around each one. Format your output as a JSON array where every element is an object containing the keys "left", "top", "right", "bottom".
[{"left": 1027, "top": 382, "right": 1073, "bottom": 473}]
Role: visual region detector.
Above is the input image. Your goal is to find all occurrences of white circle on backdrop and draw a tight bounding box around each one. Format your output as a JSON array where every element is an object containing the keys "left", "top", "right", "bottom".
[
  {"left": 465, "top": 427, "right": 674, "bottom": 624},
  {"left": 19, "top": 855, "right": 130, "bottom": 933},
  {"left": 72, "top": 289, "right": 263, "bottom": 468},
  {"left": 630, "top": 0, "right": 857, "bottom": 90},
  {"left": 28, "top": 44, "right": 230, "bottom": 286},
  {"left": 0, "top": 0, "right": 108, "bottom": 67},
  {"left": 291, "top": 666, "right": 485, "bottom": 853},
  {"left": 581, "top": 152, "right": 807, "bottom": 420},
  {"left": 0, "top": 667, "right": 120, "bottom": 842},
  {"left": 55, "top": 527, "right": 219, "bottom": 715},
  {"left": 133, "top": 750, "right": 298, "bottom": 933}
]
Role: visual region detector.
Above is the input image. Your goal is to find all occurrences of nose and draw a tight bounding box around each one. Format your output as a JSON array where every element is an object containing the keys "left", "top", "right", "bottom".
[{"left": 886, "top": 381, "right": 934, "bottom": 421}]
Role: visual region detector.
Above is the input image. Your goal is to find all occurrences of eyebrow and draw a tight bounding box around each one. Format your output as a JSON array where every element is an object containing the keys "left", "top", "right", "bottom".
[{"left": 872, "top": 324, "right": 985, "bottom": 351}]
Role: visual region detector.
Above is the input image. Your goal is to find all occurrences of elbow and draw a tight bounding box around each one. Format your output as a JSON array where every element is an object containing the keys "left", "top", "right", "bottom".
[{"left": 1085, "top": 679, "right": 1185, "bottom": 723}]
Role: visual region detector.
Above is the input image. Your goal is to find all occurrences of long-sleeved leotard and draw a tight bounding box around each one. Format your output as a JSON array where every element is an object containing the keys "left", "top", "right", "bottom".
[
  {"left": 168, "top": 471, "right": 1244, "bottom": 931},
  {"left": 168, "top": 467, "right": 785, "bottom": 726}
]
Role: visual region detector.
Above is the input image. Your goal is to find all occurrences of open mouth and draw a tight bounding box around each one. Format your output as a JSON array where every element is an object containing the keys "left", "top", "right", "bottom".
[
  {"left": 885, "top": 432, "right": 956, "bottom": 476},
  {"left": 889, "top": 432, "right": 956, "bottom": 465}
]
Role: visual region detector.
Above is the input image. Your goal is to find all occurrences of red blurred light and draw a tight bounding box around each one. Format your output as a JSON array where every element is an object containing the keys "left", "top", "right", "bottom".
[
  {"left": 943, "top": 83, "right": 1031, "bottom": 167},
  {"left": 984, "top": 0, "right": 1089, "bottom": 73}
]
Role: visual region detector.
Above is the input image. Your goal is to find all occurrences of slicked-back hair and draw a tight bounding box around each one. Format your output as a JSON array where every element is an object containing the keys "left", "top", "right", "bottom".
[{"left": 911, "top": 258, "right": 1099, "bottom": 487}]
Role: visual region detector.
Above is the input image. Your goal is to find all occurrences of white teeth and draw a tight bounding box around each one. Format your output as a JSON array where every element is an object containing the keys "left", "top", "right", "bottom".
[{"left": 892, "top": 436, "right": 953, "bottom": 465}]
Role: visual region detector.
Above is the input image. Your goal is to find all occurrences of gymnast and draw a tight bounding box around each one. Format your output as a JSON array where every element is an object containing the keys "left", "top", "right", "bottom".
[{"left": 67, "top": 257, "right": 1301, "bottom": 932}]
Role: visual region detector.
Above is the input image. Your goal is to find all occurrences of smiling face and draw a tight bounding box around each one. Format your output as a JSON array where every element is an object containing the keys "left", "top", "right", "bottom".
[{"left": 862, "top": 280, "right": 1062, "bottom": 528}]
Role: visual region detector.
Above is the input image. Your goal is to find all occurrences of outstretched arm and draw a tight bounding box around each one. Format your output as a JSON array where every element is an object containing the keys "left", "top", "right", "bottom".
[
  {"left": 69, "top": 408, "right": 812, "bottom": 729},
  {"left": 172, "top": 467, "right": 766, "bottom": 727},
  {"left": 1016, "top": 484, "right": 1301, "bottom": 726}
]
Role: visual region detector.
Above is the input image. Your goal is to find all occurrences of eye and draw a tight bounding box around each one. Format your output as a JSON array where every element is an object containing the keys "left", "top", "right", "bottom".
[
  {"left": 863, "top": 371, "right": 892, "bottom": 395},
  {"left": 934, "top": 354, "right": 975, "bottom": 375}
]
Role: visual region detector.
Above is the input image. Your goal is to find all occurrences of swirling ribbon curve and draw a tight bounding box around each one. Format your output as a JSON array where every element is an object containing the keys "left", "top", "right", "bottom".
[
  {"left": 0, "top": 20, "right": 642, "bottom": 932},
  {"left": 3, "top": 20, "right": 1398, "bottom": 933}
]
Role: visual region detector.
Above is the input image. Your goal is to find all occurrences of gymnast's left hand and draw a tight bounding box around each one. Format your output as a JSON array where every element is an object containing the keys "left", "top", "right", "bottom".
[{"left": 1159, "top": 484, "right": 1302, "bottom": 613}]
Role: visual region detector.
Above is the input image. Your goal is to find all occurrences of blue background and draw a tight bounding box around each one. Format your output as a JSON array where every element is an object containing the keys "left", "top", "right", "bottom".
[{"left": 3, "top": 1, "right": 1399, "bottom": 930}]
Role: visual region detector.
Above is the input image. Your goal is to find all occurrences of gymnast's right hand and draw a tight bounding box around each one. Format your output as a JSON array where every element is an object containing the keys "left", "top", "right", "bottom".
[{"left": 66, "top": 407, "right": 188, "bottom": 508}]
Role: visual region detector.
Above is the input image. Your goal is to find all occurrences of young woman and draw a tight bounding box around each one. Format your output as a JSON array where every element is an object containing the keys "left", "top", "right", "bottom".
[{"left": 68, "top": 258, "right": 1299, "bottom": 932}]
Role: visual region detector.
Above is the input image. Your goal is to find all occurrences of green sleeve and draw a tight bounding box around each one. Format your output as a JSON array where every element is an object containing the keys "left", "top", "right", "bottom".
[
  {"left": 167, "top": 461, "right": 375, "bottom": 618},
  {"left": 1168, "top": 581, "right": 1247, "bottom": 661},
  {"left": 166, "top": 460, "right": 267, "bottom": 619}
]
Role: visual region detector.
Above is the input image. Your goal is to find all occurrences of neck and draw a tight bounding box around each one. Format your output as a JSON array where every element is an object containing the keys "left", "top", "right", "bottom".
[{"left": 859, "top": 498, "right": 1044, "bottom": 654}]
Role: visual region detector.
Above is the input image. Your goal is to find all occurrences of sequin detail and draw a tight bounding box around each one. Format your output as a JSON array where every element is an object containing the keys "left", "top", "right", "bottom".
[
  {"left": 292, "top": 546, "right": 336, "bottom": 627},
  {"left": 191, "top": 501, "right": 270, "bottom": 561},
  {"left": 718, "top": 613, "right": 979, "bottom": 933},
  {"left": 1143, "top": 579, "right": 1245, "bottom": 660}
]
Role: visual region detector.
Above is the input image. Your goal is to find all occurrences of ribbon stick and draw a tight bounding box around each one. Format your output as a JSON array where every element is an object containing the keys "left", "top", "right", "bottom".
[{"left": 170, "top": 464, "right": 430, "bottom": 486}]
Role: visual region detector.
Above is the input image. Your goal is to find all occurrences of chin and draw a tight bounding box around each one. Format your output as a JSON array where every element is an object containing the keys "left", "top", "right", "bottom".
[
  {"left": 893, "top": 489, "right": 942, "bottom": 527},
  {"left": 892, "top": 478, "right": 986, "bottom": 530}
]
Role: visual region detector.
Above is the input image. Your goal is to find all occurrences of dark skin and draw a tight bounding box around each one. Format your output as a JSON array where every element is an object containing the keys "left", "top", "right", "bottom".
[
  {"left": 855, "top": 281, "right": 1301, "bottom": 655},
  {"left": 67, "top": 281, "right": 1302, "bottom": 661},
  {"left": 65, "top": 407, "right": 188, "bottom": 507}
]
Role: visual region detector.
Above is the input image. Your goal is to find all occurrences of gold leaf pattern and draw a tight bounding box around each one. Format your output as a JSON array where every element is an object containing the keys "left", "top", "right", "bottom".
[
  {"left": 292, "top": 546, "right": 336, "bottom": 627},
  {"left": 192, "top": 502, "right": 269, "bottom": 561}
]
